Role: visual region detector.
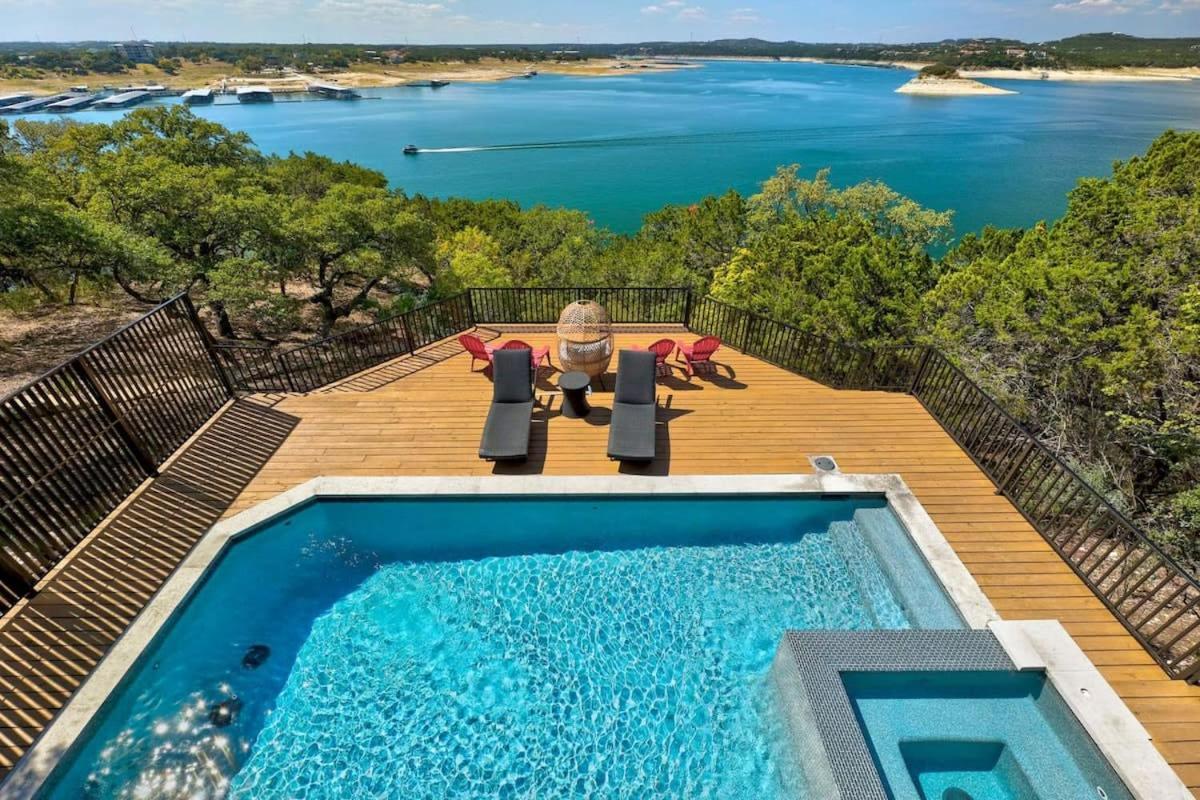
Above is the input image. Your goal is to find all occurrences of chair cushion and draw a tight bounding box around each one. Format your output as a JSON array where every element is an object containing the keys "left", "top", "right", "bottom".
[
  {"left": 608, "top": 401, "right": 656, "bottom": 461},
  {"left": 479, "top": 400, "right": 533, "bottom": 460},
  {"left": 492, "top": 349, "right": 533, "bottom": 403},
  {"left": 614, "top": 350, "right": 656, "bottom": 405}
]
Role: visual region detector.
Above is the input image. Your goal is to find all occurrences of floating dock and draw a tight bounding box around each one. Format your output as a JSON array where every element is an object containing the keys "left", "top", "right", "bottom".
[
  {"left": 181, "top": 88, "right": 215, "bottom": 105},
  {"left": 46, "top": 94, "right": 100, "bottom": 112},
  {"left": 236, "top": 86, "right": 274, "bottom": 103},
  {"left": 306, "top": 82, "right": 360, "bottom": 100},
  {"left": 94, "top": 90, "right": 152, "bottom": 109},
  {"left": 0, "top": 94, "right": 72, "bottom": 113},
  {"left": 0, "top": 93, "right": 32, "bottom": 109}
]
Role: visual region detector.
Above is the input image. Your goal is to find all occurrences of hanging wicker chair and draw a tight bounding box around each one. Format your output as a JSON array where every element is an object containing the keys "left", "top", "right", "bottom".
[{"left": 556, "top": 300, "right": 614, "bottom": 378}]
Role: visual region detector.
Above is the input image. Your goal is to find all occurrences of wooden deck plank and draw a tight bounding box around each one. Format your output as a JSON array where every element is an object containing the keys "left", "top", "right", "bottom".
[{"left": 0, "top": 326, "right": 1195, "bottom": 793}]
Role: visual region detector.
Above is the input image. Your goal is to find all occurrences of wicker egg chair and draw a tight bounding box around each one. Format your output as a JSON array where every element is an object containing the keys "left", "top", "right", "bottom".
[{"left": 556, "top": 300, "right": 614, "bottom": 379}]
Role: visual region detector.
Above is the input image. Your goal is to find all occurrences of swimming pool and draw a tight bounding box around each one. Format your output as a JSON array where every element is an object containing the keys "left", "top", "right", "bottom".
[{"left": 32, "top": 487, "right": 964, "bottom": 799}]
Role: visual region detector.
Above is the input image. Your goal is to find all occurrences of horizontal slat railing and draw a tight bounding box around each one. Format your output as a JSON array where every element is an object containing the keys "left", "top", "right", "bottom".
[
  {"left": 0, "top": 294, "right": 229, "bottom": 608},
  {"left": 908, "top": 350, "right": 1200, "bottom": 682}
]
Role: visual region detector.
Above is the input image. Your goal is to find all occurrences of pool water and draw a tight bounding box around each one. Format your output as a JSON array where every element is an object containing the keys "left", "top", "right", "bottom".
[
  {"left": 844, "top": 671, "right": 1133, "bottom": 800},
  {"left": 41, "top": 495, "right": 960, "bottom": 799}
]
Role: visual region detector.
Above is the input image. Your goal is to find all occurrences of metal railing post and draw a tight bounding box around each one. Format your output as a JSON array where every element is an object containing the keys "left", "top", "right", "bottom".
[
  {"left": 399, "top": 313, "right": 416, "bottom": 353},
  {"left": 908, "top": 346, "right": 933, "bottom": 395},
  {"left": 683, "top": 289, "right": 693, "bottom": 329},
  {"left": 465, "top": 289, "right": 477, "bottom": 328},
  {"left": 180, "top": 294, "right": 236, "bottom": 398}
]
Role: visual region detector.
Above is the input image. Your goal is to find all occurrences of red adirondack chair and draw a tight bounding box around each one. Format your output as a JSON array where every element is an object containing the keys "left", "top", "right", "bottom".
[
  {"left": 676, "top": 336, "right": 721, "bottom": 377},
  {"left": 646, "top": 338, "right": 677, "bottom": 377},
  {"left": 459, "top": 333, "right": 495, "bottom": 371},
  {"left": 499, "top": 339, "right": 552, "bottom": 374}
]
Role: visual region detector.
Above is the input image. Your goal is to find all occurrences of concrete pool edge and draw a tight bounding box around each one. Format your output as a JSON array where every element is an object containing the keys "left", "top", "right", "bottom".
[
  {"left": 0, "top": 473, "right": 1000, "bottom": 798},
  {"left": 988, "top": 619, "right": 1192, "bottom": 800}
]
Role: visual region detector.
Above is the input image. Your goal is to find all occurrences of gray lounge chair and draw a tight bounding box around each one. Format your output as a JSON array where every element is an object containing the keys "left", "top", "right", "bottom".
[
  {"left": 479, "top": 348, "right": 534, "bottom": 461},
  {"left": 608, "top": 349, "right": 657, "bottom": 462}
]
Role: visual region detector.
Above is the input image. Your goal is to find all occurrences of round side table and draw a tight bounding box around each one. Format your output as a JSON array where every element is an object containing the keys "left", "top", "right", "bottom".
[{"left": 558, "top": 371, "right": 592, "bottom": 419}]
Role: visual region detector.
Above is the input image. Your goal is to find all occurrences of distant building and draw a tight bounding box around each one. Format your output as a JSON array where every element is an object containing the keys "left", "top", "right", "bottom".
[
  {"left": 1005, "top": 48, "right": 1028, "bottom": 58},
  {"left": 113, "top": 41, "right": 155, "bottom": 63}
]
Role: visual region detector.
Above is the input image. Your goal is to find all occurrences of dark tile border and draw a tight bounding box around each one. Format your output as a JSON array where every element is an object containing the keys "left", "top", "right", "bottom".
[{"left": 772, "top": 629, "right": 1014, "bottom": 800}]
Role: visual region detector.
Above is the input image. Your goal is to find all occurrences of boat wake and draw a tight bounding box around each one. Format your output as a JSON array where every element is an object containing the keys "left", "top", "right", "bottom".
[{"left": 412, "top": 120, "right": 1101, "bottom": 155}]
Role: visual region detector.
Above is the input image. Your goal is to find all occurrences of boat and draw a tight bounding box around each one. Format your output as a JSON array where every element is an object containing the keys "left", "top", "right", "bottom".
[
  {"left": 430, "top": 79, "right": 450, "bottom": 88},
  {"left": 403, "top": 145, "right": 419, "bottom": 155}
]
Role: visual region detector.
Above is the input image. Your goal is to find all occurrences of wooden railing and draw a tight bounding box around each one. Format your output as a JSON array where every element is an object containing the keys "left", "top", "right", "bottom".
[
  {"left": 0, "top": 286, "right": 1196, "bottom": 680},
  {"left": 0, "top": 294, "right": 230, "bottom": 605}
]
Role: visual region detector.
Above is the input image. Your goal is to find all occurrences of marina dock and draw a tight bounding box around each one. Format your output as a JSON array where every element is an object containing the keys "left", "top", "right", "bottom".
[
  {"left": 307, "top": 81, "right": 360, "bottom": 99},
  {"left": 46, "top": 94, "right": 100, "bottom": 112},
  {"left": 181, "top": 87, "right": 215, "bottom": 105},
  {"left": 94, "top": 90, "right": 153, "bottom": 109},
  {"left": 0, "top": 94, "right": 32, "bottom": 109},
  {"left": 0, "top": 94, "right": 72, "bottom": 114},
  {"left": 236, "top": 86, "right": 274, "bottom": 103}
]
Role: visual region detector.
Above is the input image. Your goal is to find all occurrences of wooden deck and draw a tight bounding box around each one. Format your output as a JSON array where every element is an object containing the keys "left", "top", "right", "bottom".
[{"left": 2, "top": 325, "right": 1197, "bottom": 794}]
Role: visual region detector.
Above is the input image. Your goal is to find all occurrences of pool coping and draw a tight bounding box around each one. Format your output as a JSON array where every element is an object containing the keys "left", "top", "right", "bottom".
[{"left": 0, "top": 473, "right": 1046, "bottom": 797}]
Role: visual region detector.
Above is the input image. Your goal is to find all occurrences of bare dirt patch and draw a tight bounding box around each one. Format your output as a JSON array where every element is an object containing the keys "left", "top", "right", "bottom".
[{"left": 0, "top": 299, "right": 151, "bottom": 396}]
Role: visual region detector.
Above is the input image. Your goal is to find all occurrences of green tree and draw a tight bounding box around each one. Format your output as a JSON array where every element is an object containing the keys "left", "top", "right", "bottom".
[
  {"left": 270, "top": 183, "right": 435, "bottom": 336},
  {"left": 710, "top": 166, "right": 951, "bottom": 342},
  {"left": 922, "top": 130, "right": 1200, "bottom": 564},
  {"left": 433, "top": 226, "right": 511, "bottom": 295},
  {"left": 608, "top": 190, "right": 746, "bottom": 291}
]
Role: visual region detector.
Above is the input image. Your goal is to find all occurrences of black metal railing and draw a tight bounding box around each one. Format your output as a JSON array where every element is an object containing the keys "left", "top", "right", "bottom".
[
  {"left": 0, "top": 294, "right": 229, "bottom": 606},
  {"left": 687, "top": 296, "right": 925, "bottom": 390},
  {"left": 909, "top": 350, "right": 1200, "bottom": 683},
  {"left": 471, "top": 287, "right": 689, "bottom": 325},
  {"left": 688, "top": 294, "right": 1198, "bottom": 680},
  {"left": 216, "top": 294, "right": 474, "bottom": 394},
  {"left": 0, "top": 285, "right": 1196, "bottom": 681}
]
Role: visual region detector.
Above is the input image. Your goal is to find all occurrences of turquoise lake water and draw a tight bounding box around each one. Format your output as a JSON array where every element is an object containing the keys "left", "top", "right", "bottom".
[
  {"left": 39, "top": 495, "right": 959, "bottom": 799},
  {"left": 25, "top": 60, "right": 1200, "bottom": 233}
]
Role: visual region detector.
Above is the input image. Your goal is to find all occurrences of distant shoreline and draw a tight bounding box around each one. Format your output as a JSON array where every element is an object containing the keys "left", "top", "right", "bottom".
[
  {"left": 0, "top": 57, "right": 697, "bottom": 96},
  {"left": 5, "top": 52, "right": 1197, "bottom": 100},
  {"left": 659, "top": 55, "right": 1200, "bottom": 84}
]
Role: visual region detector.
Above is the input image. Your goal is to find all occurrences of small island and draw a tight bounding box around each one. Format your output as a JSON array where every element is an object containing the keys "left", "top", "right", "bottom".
[{"left": 897, "top": 63, "right": 1017, "bottom": 96}]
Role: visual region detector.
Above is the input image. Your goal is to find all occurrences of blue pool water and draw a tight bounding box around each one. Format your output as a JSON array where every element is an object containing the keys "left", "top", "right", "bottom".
[
  {"left": 41, "top": 495, "right": 961, "bottom": 799},
  {"left": 844, "top": 670, "right": 1133, "bottom": 800}
]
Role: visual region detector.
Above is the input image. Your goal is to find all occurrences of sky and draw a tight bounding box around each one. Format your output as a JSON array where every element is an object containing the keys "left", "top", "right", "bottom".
[{"left": 3, "top": 0, "right": 1199, "bottom": 44}]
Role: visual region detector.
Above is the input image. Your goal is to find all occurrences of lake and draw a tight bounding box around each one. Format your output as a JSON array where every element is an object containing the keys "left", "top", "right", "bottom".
[{"left": 26, "top": 60, "right": 1200, "bottom": 235}]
